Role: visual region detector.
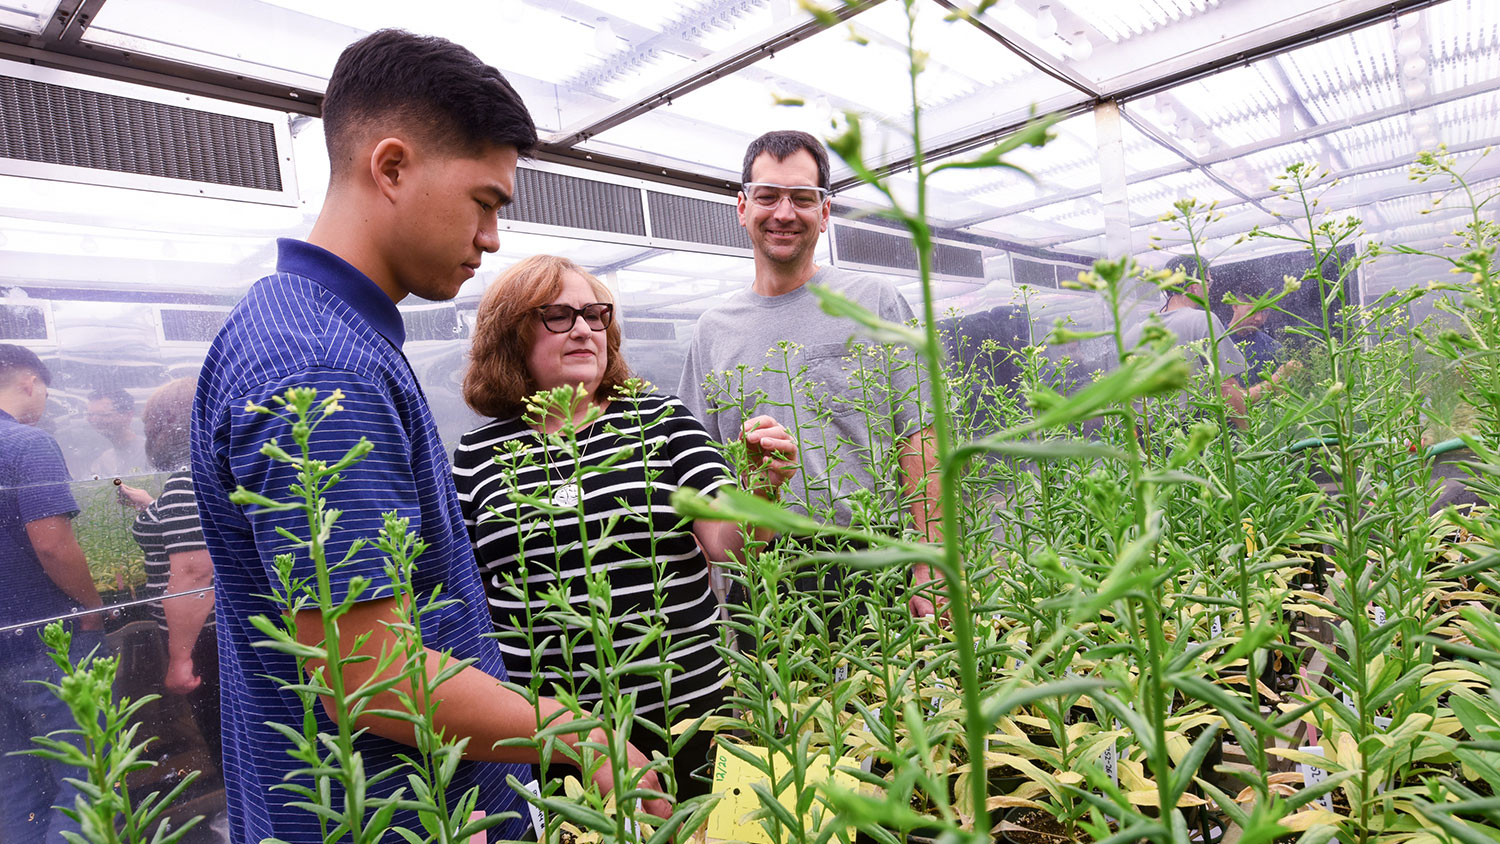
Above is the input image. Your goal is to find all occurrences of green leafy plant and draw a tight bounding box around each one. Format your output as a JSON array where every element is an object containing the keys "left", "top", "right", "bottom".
[{"left": 24, "top": 620, "right": 203, "bottom": 844}]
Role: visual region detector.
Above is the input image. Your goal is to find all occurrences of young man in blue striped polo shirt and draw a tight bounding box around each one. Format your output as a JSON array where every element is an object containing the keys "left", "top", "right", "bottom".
[
  {"left": 0, "top": 344, "right": 104, "bottom": 844},
  {"left": 189, "top": 30, "right": 666, "bottom": 843}
]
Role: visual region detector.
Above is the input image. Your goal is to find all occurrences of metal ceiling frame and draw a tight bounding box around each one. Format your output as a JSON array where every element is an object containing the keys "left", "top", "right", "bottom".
[
  {"left": 959, "top": 72, "right": 1500, "bottom": 227},
  {"left": 548, "top": 0, "right": 885, "bottom": 148},
  {"left": 0, "top": 0, "right": 1477, "bottom": 256},
  {"left": 1032, "top": 135, "right": 1500, "bottom": 252},
  {"left": 831, "top": 0, "right": 1443, "bottom": 192}
]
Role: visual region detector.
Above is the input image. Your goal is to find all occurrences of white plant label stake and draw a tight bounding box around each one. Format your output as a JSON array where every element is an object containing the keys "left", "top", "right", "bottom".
[
  {"left": 1296, "top": 746, "right": 1334, "bottom": 810},
  {"left": 1100, "top": 736, "right": 1118, "bottom": 786},
  {"left": 521, "top": 779, "right": 545, "bottom": 839}
]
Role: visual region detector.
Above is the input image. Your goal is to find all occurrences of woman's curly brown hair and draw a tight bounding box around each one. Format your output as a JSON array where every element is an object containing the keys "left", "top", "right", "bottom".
[
  {"left": 463, "top": 254, "right": 631, "bottom": 420},
  {"left": 143, "top": 376, "right": 197, "bottom": 471}
]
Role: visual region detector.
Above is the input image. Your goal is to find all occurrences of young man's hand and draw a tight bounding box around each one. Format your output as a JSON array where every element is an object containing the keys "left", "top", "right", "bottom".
[{"left": 586, "top": 731, "right": 672, "bottom": 819}]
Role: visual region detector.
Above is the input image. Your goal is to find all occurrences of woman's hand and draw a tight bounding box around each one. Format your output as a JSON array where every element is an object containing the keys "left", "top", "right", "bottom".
[
  {"left": 117, "top": 482, "right": 153, "bottom": 511},
  {"left": 165, "top": 655, "right": 202, "bottom": 694},
  {"left": 741, "top": 415, "right": 797, "bottom": 497}
]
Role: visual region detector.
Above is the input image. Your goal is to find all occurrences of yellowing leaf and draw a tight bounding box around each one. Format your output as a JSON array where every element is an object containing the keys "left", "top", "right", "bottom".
[
  {"left": 1281, "top": 808, "right": 1347, "bottom": 831},
  {"left": 986, "top": 796, "right": 1043, "bottom": 810},
  {"left": 1267, "top": 748, "right": 1348, "bottom": 772},
  {"left": 1124, "top": 790, "right": 1208, "bottom": 807}
]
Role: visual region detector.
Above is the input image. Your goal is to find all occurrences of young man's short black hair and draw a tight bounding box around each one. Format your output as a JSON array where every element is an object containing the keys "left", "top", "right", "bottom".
[
  {"left": 741, "top": 130, "right": 832, "bottom": 191},
  {"left": 322, "top": 29, "right": 538, "bottom": 179},
  {"left": 88, "top": 387, "right": 135, "bottom": 414},
  {"left": 1161, "top": 254, "right": 1204, "bottom": 301},
  {"left": 0, "top": 343, "right": 50, "bottom": 386}
]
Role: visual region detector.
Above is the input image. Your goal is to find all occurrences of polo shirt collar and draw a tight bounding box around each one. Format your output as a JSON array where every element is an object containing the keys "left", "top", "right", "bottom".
[
  {"left": 0, "top": 409, "right": 13, "bottom": 424},
  {"left": 276, "top": 238, "right": 405, "bottom": 348}
]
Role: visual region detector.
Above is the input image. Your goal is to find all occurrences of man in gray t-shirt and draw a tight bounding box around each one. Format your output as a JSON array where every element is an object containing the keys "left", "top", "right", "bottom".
[{"left": 676, "top": 130, "right": 941, "bottom": 617}]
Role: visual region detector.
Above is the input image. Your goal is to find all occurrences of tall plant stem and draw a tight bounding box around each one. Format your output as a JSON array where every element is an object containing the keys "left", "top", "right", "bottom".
[{"left": 887, "top": 6, "right": 987, "bottom": 834}]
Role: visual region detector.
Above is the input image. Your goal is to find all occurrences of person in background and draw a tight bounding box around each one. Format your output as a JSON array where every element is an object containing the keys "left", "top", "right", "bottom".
[
  {"left": 1126, "top": 254, "right": 1249, "bottom": 423},
  {"left": 87, "top": 387, "right": 149, "bottom": 479},
  {"left": 675, "top": 130, "right": 943, "bottom": 618},
  {"left": 454, "top": 255, "right": 797, "bottom": 800},
  {"left": 1229, "top": 300, "right": 1279, "bottom": 383},
  {"left": 119, "top": 377, "right": 220, "bottom": 768},
  {"left": 0, "top": 343, "right": 104, "bottom": 843},
  {"left": 1228, "top": 300, "right": 1301, "bottom": 404},
  {"left": 188, "top": 29, "right": 667, "bottom": 844}
]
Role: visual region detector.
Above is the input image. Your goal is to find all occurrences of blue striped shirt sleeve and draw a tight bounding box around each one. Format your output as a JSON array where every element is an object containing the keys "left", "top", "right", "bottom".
[
  {"left": 17, "top": 431, "right": 78, "bottom": 524},
  {"left": 227, "top": 367, "right": 419, "bottom": 604}
]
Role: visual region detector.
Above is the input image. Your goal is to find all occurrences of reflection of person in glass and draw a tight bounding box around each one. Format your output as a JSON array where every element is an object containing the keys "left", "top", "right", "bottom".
[
  {"left": 1126, "top": 255, "right": 1249, "bottom": 424},
  {"left": 0, "top": 343, "right": 104, "bottom": 843},
  {"left": 1229, "top": 301, "right": 1278, "bottom": 383},
  {"left": 119, "top": 378, "right": 219, "bottom": 767},
  {"left": 87, "top": 387, "right": 150, "bottom": 480},
  {"left": 1228, "top": 301, "right": 1301, "bottom": 403},
  {"left": 453, "top": 256, "right": 797, "bottom": 800}
]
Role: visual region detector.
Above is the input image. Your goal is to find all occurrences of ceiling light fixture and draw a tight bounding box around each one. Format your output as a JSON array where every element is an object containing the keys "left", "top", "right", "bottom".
[
  {"left": 1034, "top": 4, "right": 1057, "bottom": 39},
  {"left": 593, "top": 18, "right": 617, "bottom": 53},
  {"left": 1068, "top": 33, "right": 1093, "bottom": 61}
]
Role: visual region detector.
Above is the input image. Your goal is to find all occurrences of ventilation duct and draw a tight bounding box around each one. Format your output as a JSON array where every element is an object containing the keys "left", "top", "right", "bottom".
[
  {"left": 833, "top": 223, "right": 986, "bottom": 281},
  {"left": 0, "top": 302, "right": 49, "bottom": 340},
  {"left": 0, "top": 58, "right": 297, "bottom": 206},
  {"left": 158, "top": 308, "right": 228, "bottom": 343}
]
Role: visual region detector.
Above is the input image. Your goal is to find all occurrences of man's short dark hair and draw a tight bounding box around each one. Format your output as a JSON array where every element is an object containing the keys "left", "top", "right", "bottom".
[
  {"left": 88, "top": 387, "right": 135, "bottom": 415},
  {"left": 322, "top": 29, "right": 538, "bottom": 179},
  {"left": 1162, "top": 254, "right": 1204, "bottom": 301},
  {"left": 0, "top": 344, "right": 50, "bottom": 386},
  {"left": 742, "top": 131, "right": 831, "bottom": 191}
]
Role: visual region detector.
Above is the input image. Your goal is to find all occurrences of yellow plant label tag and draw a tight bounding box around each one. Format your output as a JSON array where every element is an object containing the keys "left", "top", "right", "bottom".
[{"left": 706, "top": 744, "right": 862, "bottom": 844}]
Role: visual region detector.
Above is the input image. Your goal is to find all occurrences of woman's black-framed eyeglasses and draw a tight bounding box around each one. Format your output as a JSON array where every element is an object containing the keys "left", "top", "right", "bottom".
[{"left": 535, "top": 302, "right": 614, "bottom": 333}]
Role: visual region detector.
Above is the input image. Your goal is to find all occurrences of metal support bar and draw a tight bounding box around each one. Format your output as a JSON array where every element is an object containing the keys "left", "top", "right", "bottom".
[
  {"left": 832, "top": 0, "right": 1439, "bottom": 193},
  {"left": 549, "top": 0, "right": 885, "bottom": 148},
  {"left": 29, "top": 0, "right": 84, "bottom": 47},
  {"left": 1103, "top": 0, "right": 1442, "bottom": 104},
  {"left": 829, "top": 100, "right": 1095, "bottom": 192},
  {"left": 1030, "top": 135, "right": 1500, "bottom": 251},
  {"left": 55, "top": 0, "right": 108, "bottom": 45},
  {"left": 530, "top": 145, "right": 741, "bottom": 194},
  {"left": 930, "top": 0, "right": 1098, "bottom": 98},
  {"left": 0, "top": 36, "right": 323, "bottom": 115},
  {"left": 589, "top": 248, "right": 670, "bottom": 277},
  {"left": 955, "top": 72, "right": 1500, "bottom": 227}
]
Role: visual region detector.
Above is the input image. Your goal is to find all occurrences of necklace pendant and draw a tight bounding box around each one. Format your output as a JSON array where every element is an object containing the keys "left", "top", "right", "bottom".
[{"left": 552, "top": 481, "right": 580, "bottom": 508}]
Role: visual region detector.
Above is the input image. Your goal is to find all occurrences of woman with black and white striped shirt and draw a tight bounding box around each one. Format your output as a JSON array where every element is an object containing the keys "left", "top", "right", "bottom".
[
  {"left": 453, "top": 255, "right": 796, "bottom": 799},
  {"left": 120, "top": 377, "right": 220, "bottom": 765}
]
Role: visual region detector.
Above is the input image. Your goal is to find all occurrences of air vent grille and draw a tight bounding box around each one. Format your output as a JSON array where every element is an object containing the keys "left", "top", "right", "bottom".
[
  {"left": 0, "top": 76, "right": 282, "bottom": 191},
  {"left": 1012, "top": 257, "right": 1062, "bottom": 289},
  {"left": 0, "top": 304, "right": 47, "bottom": 340},
  {"left": 646, "top": 192, "right": 749, "bottom": 250},
  {"left": 160, "top": 308, "right": 227, "bottom": 342},
  {"left": 834, "top": 225, "right": 984, "bottom": 279},
  {"left": 501, "top": 168, "right": 646, "bottom": 236}
]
